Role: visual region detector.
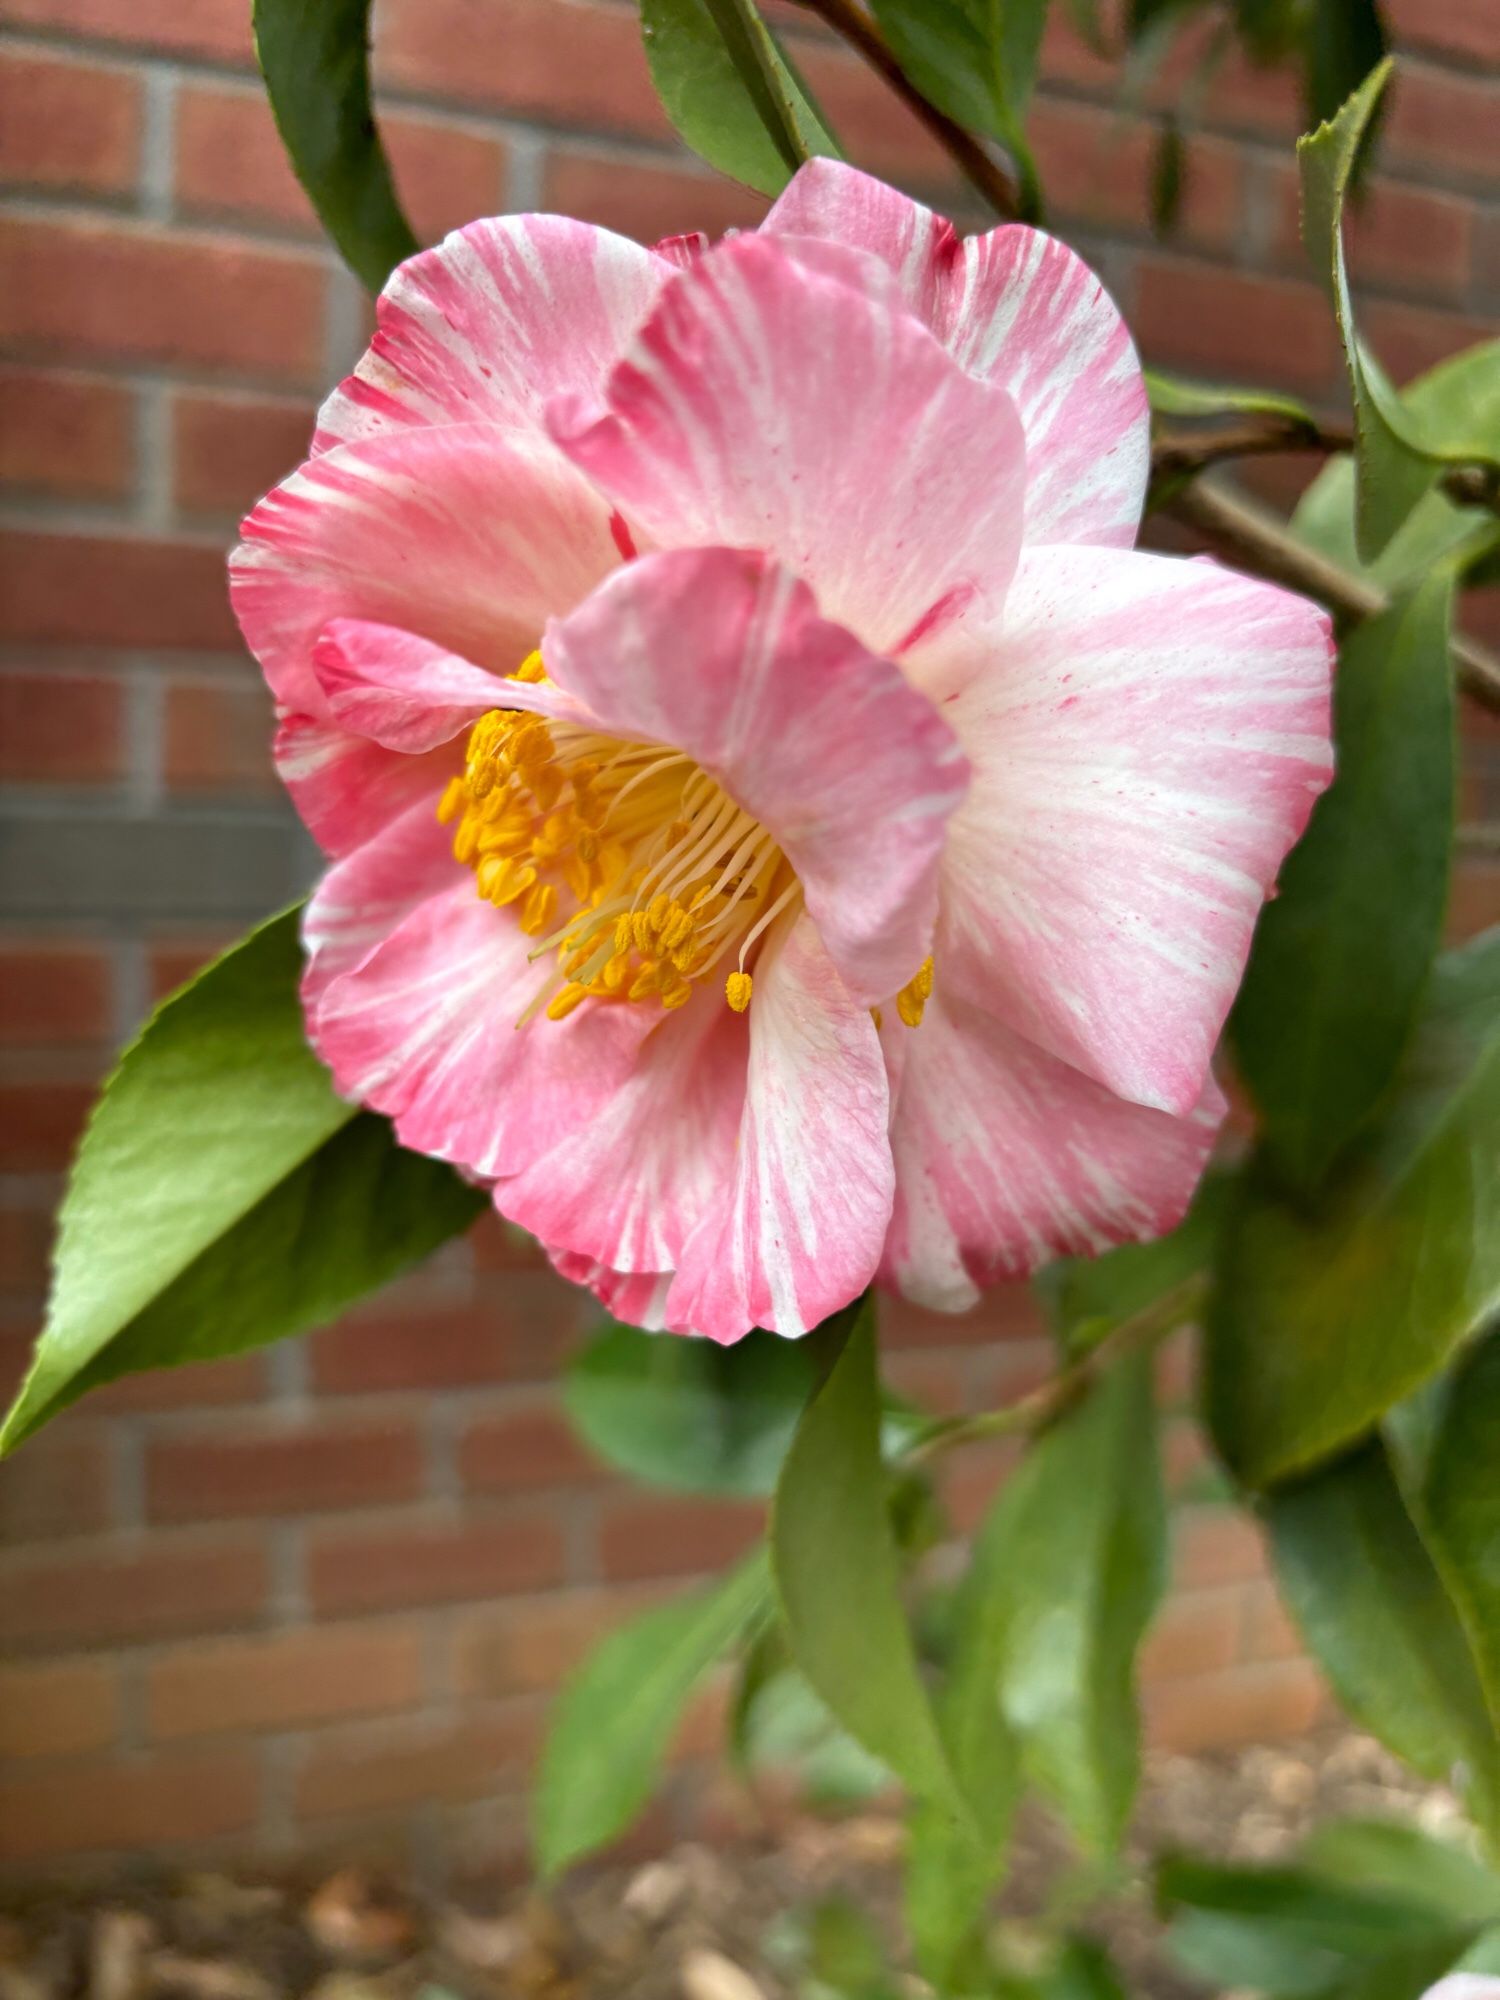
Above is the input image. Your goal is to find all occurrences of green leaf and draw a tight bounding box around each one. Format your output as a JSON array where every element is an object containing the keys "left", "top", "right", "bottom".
[
  {"left": 737, "top": 1663, "right": 893, "bottom": 1808},
  {"left": 870, "top": 0, "right": 1047, "bottom": 218},
  {"left": 533, "top": 1547, "right": 772, "bottom": 1876},
  {"left": 1145, "top": 369, "right": 1324, "bottom": 428},
  {"left": 771, "top": 1296, "right": 963, "bottom": 1815},
  {"left": 1265, "top": 1441, "right": 1500, "bottom": 1832},
  {"left": 1, "top": 909, "right": 483, "bottom": 1454},
  {"left": 1298, "top": 1818, "right": 1500, "bottom": 1928},
  {"left": 253, "top": 0, "right": 418, "bottom": 292},
  {"left": 1160, "top": 1847, "right": 1484, "bottom": 1999},
  {"left": 1231, "top": 575, "right": 1455, "bottom": 1196},
  {"left": 1300, "top": 61, "right": 1500, "bottom": 560},
  {"left": 1422, "top": 1326, "right": 1500, "bottom": 1732},
  {"left": 1206, "top": 928, "right": 1500, "bottom": 1487},
  {"left": 1292, "top": 342, "right": 1500, "bottom": 593},
  {"left": 983, "top": 1358, "right": 1166, "bottom": 1853},
  {"left": 566, "top": 1319, "right": 822, "bottom": 1496},
  {"left": 641, "top": 0, "right": 840, "bottom": 197},
  {"left": 1035, "top": 1167, "right": 1228, "bottom": 1360}
]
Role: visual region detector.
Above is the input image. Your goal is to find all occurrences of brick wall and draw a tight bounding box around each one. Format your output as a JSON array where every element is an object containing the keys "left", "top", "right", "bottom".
[{"left": 0, "top": 0, "right": 1496, "bottom": 1879}]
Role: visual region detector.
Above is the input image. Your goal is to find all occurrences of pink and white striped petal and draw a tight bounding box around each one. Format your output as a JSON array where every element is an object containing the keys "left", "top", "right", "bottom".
[
  {"left": 313, "top": 619, "right": 594, "bottom": 753},
  {"left": 762, "top": 159, "right": 1148, "bottom": 550},
  {"left": 548, "top": 1248, "right": 673, "bottom": 1332},
  {"left": 547, "top": 232, "right": 1027, "bottom": 659},
  {"left": 937, "top": 545, "right": 1334, "bottom": 1116},
  {"left": 882, "top": 993, "right": 1225, "bottom": 1312},
  {"left": 313, "top": 215, "right": 673, "bottom": 454},
  {"left": 497, "top": 984, "right": 747, "bottom": 1278},
  {"left": 544, "top": 548, "right": 970, "bottom": 1006},
  {"left": 312, "top": 883, "right": 651, "bottom": 1183},
  {"left": 274, "top": 712, "right": 454, "bottom": 858},
  {"left": 301, "top": 798, "right": 460, "bottom": 1010},
  {"left": 667, "top": 914, "right": 894, "bottom": 1342},
  {"left": 231, "top": 423, "right": 620, "bottom": 718}
]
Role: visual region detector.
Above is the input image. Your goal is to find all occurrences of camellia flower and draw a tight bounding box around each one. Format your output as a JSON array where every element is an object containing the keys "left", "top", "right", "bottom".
[{"left": 231, "top": 160, "right": 1333, "bottom": 1344}]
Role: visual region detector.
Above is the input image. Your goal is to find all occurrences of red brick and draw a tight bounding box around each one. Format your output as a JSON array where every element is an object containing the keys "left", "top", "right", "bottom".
[
  {"left": 294, "top": 1706, "right": 540, "bottom": 1820},
  {"left": 598, "top": 1494, "right": 763, "bottom": 1583},
  {"left": 0, "top": 0, "right": 255, "bottom": 63},
  {"left": 1029, "top": 99, "right": 1242, "bottom": 250},
  {"left": 0, "top": 47, "right": 140, "bottom": 194},
  {"left": 793, "top": 38, "right": 964, "bottom": 189},
  {"left": 1273, "top": 167, "right": 1474, "bottom": 301},
  {"left": 311, "top": 1286, "right": 582, "bottom": 1393},
  {"left": 145, "top": 1414, "right": 425, "bottom": 1522},
  {"left": 88, "top": 1351, "right": 267, "bottom": 1413},
  {"left": 1386, "top": 66, "right": 1498, "bottom": 184},
  {"left": 0, "top": 1209, "right": 51, "bottom": 1297},
  {"left": 1038, "top": 7, "right": 1122, "bottom": 92},
  {"left": 378, "top": 0, "right": 666, "bottom": 135},
  {"left": 0, "top": 940, "right": 111, "bottom": 1046},
  {"left": 883, "top": 1282, "right": 1047, "bottom": 1349},
  {"left": 0, "top": 213, "right": 324, "bottom": 386},
  {"left": 0, "top": 1535, "right": 268, "bottom": 1650},
  {"left": 146, "top": 932, "right": 238, "bottom": 1004},
  {"left": 0, "top": 1426, "right": 110, "bottom": 1539},
  {"left": 1135, "top": 259, "right": 1340, "bottom": 394},
  {"left": 1387, "top": 0, "right": 1500, "bottom": 62},
  {"left": 1173, "top": 1506, "right": 1269, "bottom": 1590},
  {"left": 1140, "top": 1587, "right": 1242, "bottom": 1683},
  {"left": 307, "top": 1510, "right": 567, "bottom": 1615},
  {"left": 1145, "top": 1657, "right": 1325, "bottom": 1752},
  {"left": 0, "top": 366, "right": 133, "bottom": 501},
  {"left": 173, "top": 389, "right": 313, "bottom": 517},
  {"left": 542, "top": 148, "right": 768, "bottom": 248},
  {"left": 458, "top": 1403, "right": 599, "bottom": 1491},
  {"left": 0, "top": 670, "right": 123, "bottom": 783},
  {"left": 943, "top": 1434, "right": 1027, "bottom": 1535},
  {"left": 1361, "top": 299, "right": 1494, "bottom": 389},
  {"left": 0, "top": 1660, "right": 119, "bottom": 1759},
  {"left": 148, "top": 1624, "right": 425, "bottom": 1740},
  {"left": 0, "top": 1751, "right": 258, "bottom": 1863},
  {"left": 452, "top": 1585, "right": 666, "bottom": 1696},
  {"left": 1448, "top": 860, "right": 1500, "bottom": 943},
  {"left": 0, "top": 532, "right": 238, "bottom": 650},
  {"left": 163, "top": 679, "right": 277, "bottom": 794},
  {"left": 0, "top": 1077, "right": 96, "bottom": 1170}
]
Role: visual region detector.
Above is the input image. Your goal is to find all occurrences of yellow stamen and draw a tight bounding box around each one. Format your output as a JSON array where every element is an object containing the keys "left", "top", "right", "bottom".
[
  {"left": 725, "top": 971, "right": 753, "bottom": 1013},
  {"left": 546, "top": 982, "right": 589, "bottom": 1020},
  {"left": 895, "top": 957, "right": 935, "bottom": 1028}
]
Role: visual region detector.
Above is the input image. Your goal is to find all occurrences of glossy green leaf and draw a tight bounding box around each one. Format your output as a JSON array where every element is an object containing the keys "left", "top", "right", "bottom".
[
  {"left": 1146, "top": 371, "right": 1323, "bottom": 427},
  {"left": 1034, "top": 1167, "right": 1228, "bottom": 1359},
  {"left": 641, "top": 0, "right": 839, "bottom": 197},
  {"left": 1207, "top": 928, "right": 1500, "bottom": 1487},
  {"left": 978, "top": 1358, "right": 1166, "bottom": 1853},
  {"left": 870, "top": 0, "right": 1045, "bottom": 216},
  {"left": 566, "top": 1320, "right": 822, "bottom": 1496},
  {"left": 1266, "top": 1441, "right": 1500, "bottom": 1832},
  {"left": 1231, "top": 574, "right": 1454, "bottom": 1195},
  {"left": 533, "top": 1547, "right": 772, "bottom": 1876},
  {"left": 1293, "top": 341, "right": 1500, "bottom": 592},
  {"left": 771, "top": 1296, "right": 963, "bottom": 1815},
  {"left": 253, "top": 0, "right": 418, "bottom": 292},
  {"left": 1300, "top": 62, "right": 1500, "bottom": 560},
  {"left": 1, "top": 909, "right": 483, "bottom": 1454},
  {"left": 1422, "top": 1326, "right": 1500, "bottom": 1731}
]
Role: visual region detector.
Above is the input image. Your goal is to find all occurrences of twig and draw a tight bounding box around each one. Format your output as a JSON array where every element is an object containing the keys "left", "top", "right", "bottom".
[
  {"left": 903, "top": 1274, "right": 1208, "bottom": 1464},
  {"left": 1151, "top": 415, "right": 1354, "bottom": 485},
  {"left": 1168, "top": 481, "right": 1500, "bottom": 715},
  {"left": 785, "top": 0, "right": 1025, "bottom": 220}
]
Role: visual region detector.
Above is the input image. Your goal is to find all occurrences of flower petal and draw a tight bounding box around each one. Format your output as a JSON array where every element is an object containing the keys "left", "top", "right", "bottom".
[
  {"left": 275, "top": 711, "right": 454, "bottom": 858},
  {"left": 548, "top": 1248, "right": 673, "bottom": 1331},
  {"left": 544, "top": 548, "right": 969, "bottom": 1006},
  {"left": 762, "top": 159, "right": 1147, "bottom": 550},
  {"left": 882, "top": 992, "right": 1224, "bottom": 1312},
  {"left": 313, "top": 618, "right": 594, "bottom": 753},
  {"left": 231, "top": 423, "right": 619, "bottom": 717},
  {"left": 496, "top": 982, "right": 747, "bottom": 1276},
  {"left": 668, "top": 913, "right": 893, "bottom": 1342},
  {"left": 312, "top": 882, "right": 650, "bottom": 1182},
  {"left": 302, "top": 797, "right": 460, "bottom": 1009},
  {"left": 938, "top": 545, "right": 1334, "bottom": 1115},
  {"left": 547, "top": 232, "right": 1027, "bottom": 658},
  {"left": 313, "top": 215, "right": 673, "bottom": 453}
]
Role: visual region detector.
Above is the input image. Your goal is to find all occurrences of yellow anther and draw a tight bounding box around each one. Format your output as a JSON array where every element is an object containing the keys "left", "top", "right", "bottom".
[
  {"left": 468, "top": 758, "right": 500, "bottom": 800},
  {"left": 602, "top": 953, "right": 630, "bottom": 992},
  {"left": 660, "top": 904, "right": 694, "bottom": 951},
  {"left": 563, "top": 853, "right": 595, "bottom": 904},
  {"left": 529, "top": 762, "right": 564, "bottom": 810},
  {"left": 436, "top": 776, "right": 465, "bottom": 825},
  {"left": 575, "top": 829, "right": 598, "bottom": 863},
  {"left": 913, "top": 956, "right": 935, "bottom": 1000},
  {"left": 870, "top": 1005, "right": 884, "bottom": 1030},
  {"left": 490, "top": 863, "right": 537, "bottom": 908},
  {"left": 513, "top": 649, "right": 547, "bottom": 683},
  {"left": 476, "top": 856, "right": 514, "bottom": 902},
  {"left": 896, "top": 985, "right": 926, "bottom": 1029},
  {"left": 659, "top": 975, "right": 692, "bottom": 1011},
  {"left": 648, "top": 892, "right": 671, "bottom": 931},
  {"left": 452, "top": 819, "right": 480, "bottom": 865},
  {"left": 630, "top": 911, "right": 655, "bottom": 953},
  {"left": 614, "top": 913, "right": 636, "bottom": 955},
  {"left": 628, "top": 963, "right": 662, "bottom": 1002},
  {"left": 725, "top": 971, "right": 753, "bottom": 1013},
  {"left": 520, "top": 881, "right": 557, "bottom": 936},
  {"left": 546, "top": 982, "right": 589, "bottom": 1021}
]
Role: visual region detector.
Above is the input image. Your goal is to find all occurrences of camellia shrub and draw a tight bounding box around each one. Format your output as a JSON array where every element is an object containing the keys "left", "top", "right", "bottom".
[{"left": 6, "top": 1, "right": 1500, "bottom": 1992}]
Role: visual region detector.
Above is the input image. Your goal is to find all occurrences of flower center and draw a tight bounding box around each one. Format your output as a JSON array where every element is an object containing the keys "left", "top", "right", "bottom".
[{"left": 438, "top": 652, "right": 800, "bottom": 1022}]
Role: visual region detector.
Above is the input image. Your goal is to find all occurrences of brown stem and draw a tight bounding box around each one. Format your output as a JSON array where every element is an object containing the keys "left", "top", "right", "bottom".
[
  {"left": 1151, "top": 415, "right": 1354, "bottom": 485},
  {"left": 786, "top": 0, "right": 1025, "bottom": 219},
  {"left": 1168, "top": 481, "right": 1500, "bottom": 715}
]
